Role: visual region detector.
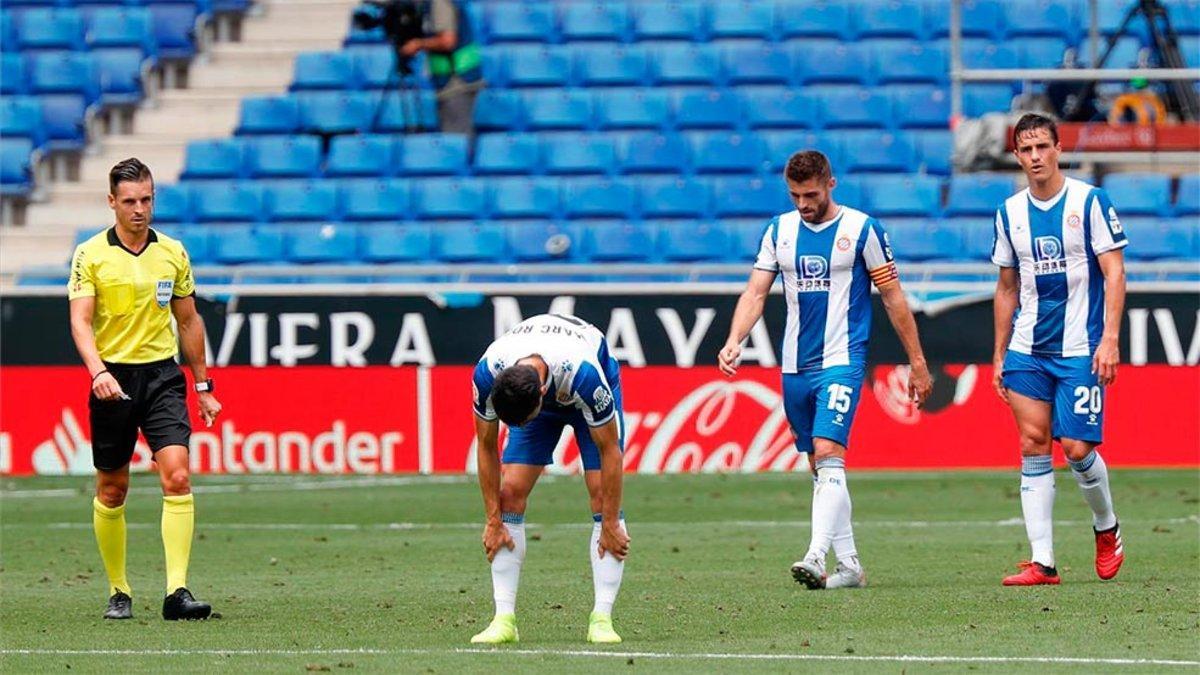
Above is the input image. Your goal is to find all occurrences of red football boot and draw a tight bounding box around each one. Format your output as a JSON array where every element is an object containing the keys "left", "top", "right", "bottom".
[
  {"left": 1002, "top": 561, "right": 1061, "bottom": 586},
  {"left": 1094, "top": 522, "right": 1125, "bottom": 580}
]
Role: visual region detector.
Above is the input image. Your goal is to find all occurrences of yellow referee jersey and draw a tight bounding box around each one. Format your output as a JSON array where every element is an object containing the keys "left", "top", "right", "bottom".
[{"left": 68, "top": 227, "right": 195, "bottom": 364}]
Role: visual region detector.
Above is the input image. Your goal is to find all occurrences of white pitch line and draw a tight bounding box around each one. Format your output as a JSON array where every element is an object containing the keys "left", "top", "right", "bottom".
[
  {"left": 0, "top": 475, "right": 473, "bottom": 499},
  {"left": 0, "top": 647, "right": 1196, "bottom": 667}
]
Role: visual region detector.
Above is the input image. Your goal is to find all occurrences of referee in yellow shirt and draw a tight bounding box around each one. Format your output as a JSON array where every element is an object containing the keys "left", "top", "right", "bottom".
[{"left": 68, "top": 158, "right": 222, "bottom": 620}]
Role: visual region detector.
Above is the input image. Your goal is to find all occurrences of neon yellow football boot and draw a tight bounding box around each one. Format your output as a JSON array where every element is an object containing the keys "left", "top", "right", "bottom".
[
  {"left": 586, "top": 611, "right": 621, "bottom": 644},
  {"left": 470, "top": 613, "right": 518, "bottom": 644}
]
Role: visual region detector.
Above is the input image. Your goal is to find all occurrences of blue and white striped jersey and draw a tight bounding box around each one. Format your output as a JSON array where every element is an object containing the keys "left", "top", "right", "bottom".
[
  {"left": 992, "top": 177, "right": 1128, "bottom": 357},
  {"left": 472, "top": 314, "right": 618, "bottom": 427},
  {"left": 755, "top": 207, "right": 897, "bottom": 373}
]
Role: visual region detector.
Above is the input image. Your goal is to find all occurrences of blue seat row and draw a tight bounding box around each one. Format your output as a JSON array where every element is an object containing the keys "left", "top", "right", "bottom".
[
  {"left": 1103, "top": 172, "right": 1200, "bottom": 217},
  {"left": 2, "top": 51, "right": 150, "bottom": 107},
  {"left": 232, "top": 90, "right": 437, "bottom": 136},
  {"left": 0, "top": 137, "right": 35, "bottom": 196},
  {"left": 1, "top": 5, "right": 205, "bottom": 60},
  {"left": 0, "top": 95, "right": 90, "bottom": 152}
]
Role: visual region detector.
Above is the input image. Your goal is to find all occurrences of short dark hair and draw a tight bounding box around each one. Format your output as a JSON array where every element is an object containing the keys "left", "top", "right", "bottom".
[
  {"left": 491, "top": 364, "right": 542, "bottom": 427},
  {"left": 1012, "top": 113, "right": 1059, "bottom": 148},
  {"left": 784, "top": 150, "right": 832, "bottom": 184},
  {"left": 109, "top": 158, "right": 153, "bottom": 194}
]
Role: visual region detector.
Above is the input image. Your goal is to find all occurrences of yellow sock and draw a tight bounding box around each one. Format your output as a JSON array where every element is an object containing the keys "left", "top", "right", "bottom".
[
  {"left": 161, "top": 494, "right": 195, "bottom": 593},
  {"left": 92, "top": 498, "right": 131, "bottom": 596}
]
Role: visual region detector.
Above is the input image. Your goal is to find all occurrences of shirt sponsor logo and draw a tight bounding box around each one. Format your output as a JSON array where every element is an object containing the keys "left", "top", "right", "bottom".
[
  {"left": 592, "top": 385, "right": 613, "bottom": 413},
  {"left": 1033, "top": 235, "right": 1066, "bottom": 275},
  {"left": 156, "top": 280, "right": 174, "bottom": 307},
  {"left": 798, "top": 255, "right": 831, "bottom": 292},
  {"left": 1107, "top": 206, "right": 1123, "bottom": 234}
]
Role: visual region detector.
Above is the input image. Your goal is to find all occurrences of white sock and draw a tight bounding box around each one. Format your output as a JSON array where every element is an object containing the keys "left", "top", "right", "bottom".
[
  {"left": 491, "top": 513, "right": 526, "bottom": 616},
  {"left": 1020, "top": 455, "right": 1056, "bottom": 568},
  {"left": 830, "top": 474, "right": 859, "bottom": 570},
  {"left": 805, "top": 457, "right": 849, "bottom": 564},
  {"left": 590, "top": 513, "right": 625, "bottom": 616},
  {"left": 1069, "top": 449, "right": 1117, "bottom": 531}
]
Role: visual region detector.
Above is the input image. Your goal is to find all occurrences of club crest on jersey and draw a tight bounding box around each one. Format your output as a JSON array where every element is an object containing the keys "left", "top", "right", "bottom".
[
  {"left": 1033, "top": 236, "right": 1066, "bottom": 275},
  {"left": 1107, "top": 206, "right": 1123, "bottom": 234},
  {"left": 1067, "top": 213, "right": 1081, "bottom": 228},
  {"left": 798, "top": 255, "right": 831, "bottom": 291},
  {"left": 155, "top": 280, "right": 174, "bottom": 307},
  {"left": 836, "top": 236, "right": 852, "bottom": 252}
]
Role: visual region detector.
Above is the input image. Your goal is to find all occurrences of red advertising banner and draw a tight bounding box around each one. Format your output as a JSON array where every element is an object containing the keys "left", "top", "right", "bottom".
[{"left": 2, "top": 364, "right": 1197, "bottom": 476}]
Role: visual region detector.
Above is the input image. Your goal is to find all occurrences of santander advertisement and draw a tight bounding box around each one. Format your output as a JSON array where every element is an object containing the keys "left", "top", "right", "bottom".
[{"left": 3, "top": 364, "right": 1196, "bottom": 476}]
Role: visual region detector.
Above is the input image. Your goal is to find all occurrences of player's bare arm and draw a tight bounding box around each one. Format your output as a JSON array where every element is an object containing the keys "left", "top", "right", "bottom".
[
  {"left": 474, "top": 415, "right": 512, "bottom": 562},
  {"left": 1093, "top": 249, "right": 1126, "bottom": 386},
  {"left": 171, "top": 295, "right": 221, "bottom": 427},
  {"left": 876, "top": 280, "right": 933, "bottom": 407},
  {"left": 719, "top": 269, "right": 777, "bottom": 377},
  {"left": 992, "top": 267, "right": 1020, "bottom": 401},
  {"left": 69, "top": 296, "right": 126, "bottom": 401},
  {"left": 588, "top": 418, "right": 629, "bottom": 561}
]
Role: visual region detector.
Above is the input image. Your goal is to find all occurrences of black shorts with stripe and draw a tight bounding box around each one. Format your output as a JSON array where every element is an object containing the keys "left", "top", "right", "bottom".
[{"left": 89, "top": 358, "right": 191, "bottom": 471}]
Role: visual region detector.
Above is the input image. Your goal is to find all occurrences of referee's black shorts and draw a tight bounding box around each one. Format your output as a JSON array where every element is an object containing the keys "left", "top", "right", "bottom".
[{"left": 89, "top": 358, "right": 191, "bottom": 471}]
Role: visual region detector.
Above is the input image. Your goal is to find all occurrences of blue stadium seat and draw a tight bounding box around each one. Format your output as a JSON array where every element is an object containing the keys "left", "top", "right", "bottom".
[
  {"left": 839, "top": 130, "right": 916, "bottom": 172},
  {"left": 945, "top": 173, "right": 1015, "bottom": 216},
  {"left": 1, "top": 55, "right": 25, "bottom": 96},
  {"left": 927, "top": 0, "right": 1006, "bottom": 40},
  {"left": 359, "top": 224, "right": 433, "bottom": 262},
  {"left": 236, "top": 95, "right": 301, "bottom": 135},
  {"left": 659, "top": 221, "right": 729, "bottom": 262},
  {"left": 0, "top": 97, "right": 44, "bottom": 145},
  {"left": 523, "top": 89, "right": 594, "bottom": 130},
  {"left": 633, "top": 1, "right": 706, "bottom": 41},
  {"left": 152, "top": 183, "right": 190, "bottom": 223},
  {"left": 298, "top": 91, "right": 372, "bottom": 134},
  {"left": 778, "top": 1, "right": 852, "bottom": 40},
  {"left": 347, "top": 45, "right": 401, "bottom": 90},
  {"left": 0, "top": 138, "right": 34, "bottom": 196},
  {"left": 710, "top": 0, "right": 773, "bottom": 39},
  {"left": 727, "top": 218, "right": 772, "bottom": 261},
  {"left": 156, "top": 225, "right": 210, "bottom": 264},
  {"left": 742, "top": 87, "right": 817, "bottom": 129},
  {"left": 638, "top": 176, "right": 710, "bottom": 218},
  {"left": 1007, "top": 0, "right": 1080, "bottom": 41},
  {"left": 326, "top": 134, "right": 393, "bottom": 178},
  {"left": 618, "top": 131, "right": 691, "bottom": 174},
  {"left": 560, "top": 1, "right": 630, "bottom": 42},
  {"left": 1103, "top": 172, "right": 1172, "bottom": 216},
  {"left": 672, "top": 88, "right": 741, "bottom": 129},
  {"left": 653, "top": 43, "right": 722, "bottom": 85},
  {"left": 861, "top": 175, "right": 942, "bottom": 217},
  {"left": 486, "top": 2, "right": 556, "bottom": 44},
  {"left": 885, "top": 219, "right": 962, "bottom": 261},
  {"left": 433, "top": 222, "right": 507, "bottom": 263},
  {"left": 29, "top": 52, "right": 98, "bottom": 101},
  {"left": 373, "top": 90, "right": 438, "bottom": 132},
  {"left": 285, "top": 223, "right": 358, "bottom": 263},
  {"left": 505, "top": 45, "right": 571, "bottom": 87},
  {"left": 888, "top": 85, "right": 950, "bottom": 128},
  {"left": 1013, "top": 37, "right": 1070, "bottom": 68},
  {"left": 833, "top": 175, "right": 864, "bottom": 210},
  {"left": 489, "top": 177, "right": 560, "bottom": 219},
  {"left": 561, "top": 176, "right": 637, "bottom": 219},
  {"left": 1177, "top": 174, "right": 1200, "bottom": 215},
  {"left": 710, "top": 175, "right": 792, "bottom": 218},
  {"left": 913, "top": 129, "right": 953, "bottom": 175},
  {"left": 0, "top": 14, "right": 15, "bottom": 54},
  {"left": 761, "top": 130, "right": 842, "bottom": 171},
  {"left": 689, "top": 132, "right": 765, "bottom": 174},
  {"left": 594, "top": 88, "right": 670, "bottom": 129},
  {"left": 813, "top": 86, "right": 891, "bottom": 129},
  {"left": 211, "top": 224, "right": 284, "bottom": 264},
  {"left": 1124, "top": 218, "right": 1199, "bottom": 260},
  {"left": 38, "top": 94, "right": 88, "bottom": 151},
  {"left": 339, "top": 178, "right": 409, "bottom": 222},
  {"left": 792, "top": 42, "right": 870, "bottom": 85},
  {"left": 291, "top": 51, "right": 356, "bottom": 91},
  {"left": 18, "top": 8, "right": 84, "bottom": 51},
  {"left": 507, "top": 221, "right": 583, "bottom": 262},
  {"left": 398, "top": 133, "right": 468, "bottom": 176},
  {"left": 874, "top": 40, "right": 947, "bottom": 84},
  {"left": 95, "top": 49, "right": 147, "bottom": 106},
  {"left": 584, "top": 222, "right": 656, "bottom": 262},
  {"left": 87, "top": 8, "right": 155, "bottom": 53},
  {"left": 473, "top": 89, "right": 524, "bottom": 131},
  {"left": 1100, "top": 37, "right": 1149, "bottom": 68},
  {"left": 148, "top": 3, "right": 200, "bottom": 60},
  {"left": 962, "top": 84, "right": 1014, "bottom": 116},
  {"left": 264, "top": 180, "right": 338, "bottom": 222},
  {"left": 181, "top": 138, "right": 244, "bottom": 179},
  {"left": 475, "top": 133, "right": 541, "bottom": 175},
  {"left": 413, "top": 178, "right": 487, "bottom": 220},
  {"left": 857, "top": 0, "right": 925, "bottom": 40},
  {"left": 543, "top": 133, "right": 617, "bottom": 175},
  {"left": 722, "top": 44, "right": 792, "bottom": 85},
  {"left": 960, "top": 40, "right": 1019, "bottom": 69},
  {"left": 1169, "top": 0, "right": 1200, "bottom": 35},
  {"left": 246, "top": 135, "right": 322, "bottom": 178},
  {"left": 191, "top": 181, "right": 263, "bottom": 223},
  {"left": 944, "top": 218, "right": 998, "bottom": 262},
  {"left": 575, "top": 44, "right": 650, "bottom": 86}
]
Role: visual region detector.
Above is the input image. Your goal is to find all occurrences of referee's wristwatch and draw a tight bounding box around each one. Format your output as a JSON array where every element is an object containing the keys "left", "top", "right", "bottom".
[{"left": 195, "top": 379, "right": 215, "bottom": 393}]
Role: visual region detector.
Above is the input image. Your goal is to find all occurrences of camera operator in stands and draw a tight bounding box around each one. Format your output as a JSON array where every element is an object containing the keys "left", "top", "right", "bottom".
[{"left": 355, "top": 0, "right": 484, "bottom": 139}]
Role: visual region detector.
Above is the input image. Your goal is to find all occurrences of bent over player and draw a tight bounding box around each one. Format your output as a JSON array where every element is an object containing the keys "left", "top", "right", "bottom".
[
  {"left": 68, "top": 158, "right": 221, "bottom": 620},
  {"left": 993, "top": 114, "right": 1127, "bottom": 586},
  {"left": 719, "top": 150, "right": 932, "bottom": 590},
  {"left": 470, "top": 313, "right": 630, "bottom": 644}
]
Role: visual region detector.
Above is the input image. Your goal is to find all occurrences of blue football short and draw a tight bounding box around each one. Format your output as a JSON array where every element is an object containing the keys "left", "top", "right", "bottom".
[
  {"left": 782, "top": 365, "right": 865, "bottom": 453},
  {"left": 1002, "top": 351, "right": 1104, "bottom": 444},
  {"left": 503, "top": 366, "right": 624, "bottom": 471}
]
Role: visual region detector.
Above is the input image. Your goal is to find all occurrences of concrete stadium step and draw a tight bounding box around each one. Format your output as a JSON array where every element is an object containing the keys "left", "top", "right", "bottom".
[{"left": 0, "top": 230, "right": 77, "bottom": 275}]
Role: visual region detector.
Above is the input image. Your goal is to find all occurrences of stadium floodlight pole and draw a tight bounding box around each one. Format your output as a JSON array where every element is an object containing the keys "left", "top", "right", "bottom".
[{"left": 949, "top": 0, "right": 963, "bottom": 121}]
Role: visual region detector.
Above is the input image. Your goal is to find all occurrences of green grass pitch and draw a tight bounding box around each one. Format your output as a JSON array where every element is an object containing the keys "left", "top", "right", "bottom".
[{"left": 2, "top": 469, "right": 1197, "bottom": 673}]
